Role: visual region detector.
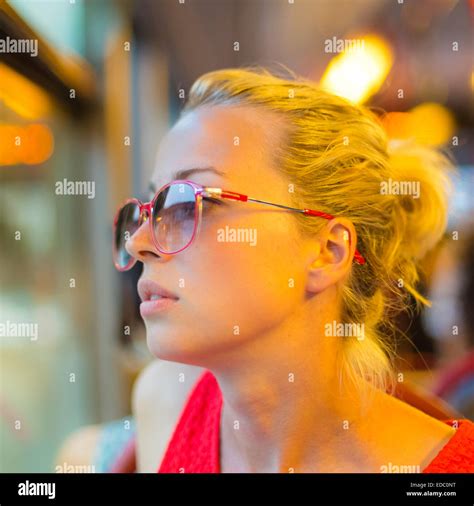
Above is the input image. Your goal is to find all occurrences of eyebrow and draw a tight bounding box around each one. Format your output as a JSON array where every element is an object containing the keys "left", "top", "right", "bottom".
[{"left": 148, "top": 167, "right": 226, "bottom": 193}]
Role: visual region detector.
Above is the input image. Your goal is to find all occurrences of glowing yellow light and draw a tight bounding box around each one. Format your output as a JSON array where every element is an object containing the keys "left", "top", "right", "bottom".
[
  {"left": 409, "top": 102, "right": 455, "bottom": 146},
  {"left": 381, "top": 112, "right": 412, "bottom": 140},
  {"left": 320, "top": 35, "right": 393, "bottom": 104},
  {"left": 381, "top": 103, "right": 455, "bottom": 147},
  {"left": 0, "top": 124, "right": 54, "bottom": 166},
  {"left": 0, "top": 63, "right": 52, "bottom": 120}
]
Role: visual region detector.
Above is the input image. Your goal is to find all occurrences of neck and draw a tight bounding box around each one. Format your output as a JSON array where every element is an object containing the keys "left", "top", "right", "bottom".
[{"left": 207, "top": 298, "right": 379, "bottom": 473}]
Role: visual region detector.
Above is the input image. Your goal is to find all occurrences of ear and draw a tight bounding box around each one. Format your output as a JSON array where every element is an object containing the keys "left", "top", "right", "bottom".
[{"left": 305, "top": 218, "right": 357, "bottom": 294}]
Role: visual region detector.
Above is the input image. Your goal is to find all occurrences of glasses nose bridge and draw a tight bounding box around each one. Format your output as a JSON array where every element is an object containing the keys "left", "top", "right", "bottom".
[
  {"left": 126, "top": 202, "right": 157, "bottom": 258},
  {"left": 139, "top": 202, "right": 153, "bottom": 223}
]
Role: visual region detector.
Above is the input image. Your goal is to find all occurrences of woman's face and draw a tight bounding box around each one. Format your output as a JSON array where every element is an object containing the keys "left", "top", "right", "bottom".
[{"left": 127, "top": 105, "right": 311, "bottom": 366}]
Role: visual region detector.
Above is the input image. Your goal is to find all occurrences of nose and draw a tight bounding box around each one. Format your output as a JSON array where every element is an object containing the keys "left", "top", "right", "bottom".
[{"left": 125, "top": 211, "right": 162, "bottom": 265}]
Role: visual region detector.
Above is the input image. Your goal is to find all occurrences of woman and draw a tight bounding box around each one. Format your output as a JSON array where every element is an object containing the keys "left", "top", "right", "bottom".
[{"left": 113, "top": 67, "right": 474, "bottom": 473}]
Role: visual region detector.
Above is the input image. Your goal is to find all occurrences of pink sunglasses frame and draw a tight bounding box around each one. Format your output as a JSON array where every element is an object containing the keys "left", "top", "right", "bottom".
[{"left": 113, "top": 179, "right": 366, "bottom": 271}]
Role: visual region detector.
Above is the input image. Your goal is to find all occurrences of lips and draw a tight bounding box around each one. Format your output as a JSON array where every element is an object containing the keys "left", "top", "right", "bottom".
[
  {"left": 137, "top": 278, "right": 179, "bottom": 318},
  {"left": 137, "top": 278, "right": 179, "bottom": 302}
]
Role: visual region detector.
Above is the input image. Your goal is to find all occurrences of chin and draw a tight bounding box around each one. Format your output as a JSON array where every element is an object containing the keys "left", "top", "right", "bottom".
[
  {"left": 145, "top": 328, "right": 211, "bottom": 366},
  {"left": 145, "top": 320, "right": 252, "bottom": 367}
]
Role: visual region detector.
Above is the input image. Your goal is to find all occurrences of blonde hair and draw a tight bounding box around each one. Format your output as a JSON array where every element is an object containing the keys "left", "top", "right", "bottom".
[{"left": 182, "top": 66, "right": 454, "bottom": 398}]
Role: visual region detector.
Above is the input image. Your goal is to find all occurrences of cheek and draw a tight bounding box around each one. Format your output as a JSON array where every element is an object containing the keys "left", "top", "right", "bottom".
[
  {"left": 143, "top": 217, "right": 306, "bottom": 364},
  {"left": 180, "top": 215, "right": 305, "bottom": 329}
]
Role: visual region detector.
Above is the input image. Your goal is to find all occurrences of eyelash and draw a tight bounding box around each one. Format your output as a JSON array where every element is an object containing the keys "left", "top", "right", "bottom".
[{"left": 202, "top": 197, "right": 224, "bottom": 206}]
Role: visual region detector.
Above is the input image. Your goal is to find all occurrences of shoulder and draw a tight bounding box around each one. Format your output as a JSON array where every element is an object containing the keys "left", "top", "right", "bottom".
[
  {"left": 367, "top": 391, "right": 464, "bottom": 472},
  {"left": 423, "top": 419, "right": 474, "bottom": 473},
  {"left": 132, "top": 360, "right": 205, "bottom": 472}
]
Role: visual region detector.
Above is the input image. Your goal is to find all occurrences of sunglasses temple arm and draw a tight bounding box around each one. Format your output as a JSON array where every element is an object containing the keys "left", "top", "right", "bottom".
[{"left": 208, "top": 189, "right": 366, "bottom": 265}]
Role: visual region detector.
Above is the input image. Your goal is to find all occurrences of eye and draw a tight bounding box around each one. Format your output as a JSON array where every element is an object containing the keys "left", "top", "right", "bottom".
[
  {"left": 175, "top": 202, "right": 195, "bottom": 219},
  {"left": 203, "top": 197, "right": 224, "bottom": 206}
]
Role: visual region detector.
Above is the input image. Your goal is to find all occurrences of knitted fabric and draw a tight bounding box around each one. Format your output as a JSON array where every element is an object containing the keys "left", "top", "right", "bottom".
[
  {"left": 158, "top": 370, "right": 222, "bottom": 473},
  {"left": 422, "top": 419, "right": 474, "bottom": 473},
  {"left": 158, "top": 370, "right": 474, "bottom": 473}
]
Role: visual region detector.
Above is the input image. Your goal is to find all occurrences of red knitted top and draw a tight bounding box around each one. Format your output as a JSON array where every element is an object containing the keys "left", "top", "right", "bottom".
[{"left": 157, "top": 370, "right": 474, "bottom": 473}]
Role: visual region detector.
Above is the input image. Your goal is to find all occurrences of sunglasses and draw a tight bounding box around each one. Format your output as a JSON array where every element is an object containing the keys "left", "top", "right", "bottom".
[{"left": 112, "top": 179, "right": 366, "bottom": 271}]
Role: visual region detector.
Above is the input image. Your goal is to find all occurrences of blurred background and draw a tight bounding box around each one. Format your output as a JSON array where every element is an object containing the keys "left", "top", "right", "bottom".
[{"left": 0, "top": 0, "right": 473, "bottom": 472}]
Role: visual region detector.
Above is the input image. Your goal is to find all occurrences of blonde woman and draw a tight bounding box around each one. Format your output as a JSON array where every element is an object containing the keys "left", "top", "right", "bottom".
[{"left": 111, "top": 67, "right": 474, "bottom": 473}]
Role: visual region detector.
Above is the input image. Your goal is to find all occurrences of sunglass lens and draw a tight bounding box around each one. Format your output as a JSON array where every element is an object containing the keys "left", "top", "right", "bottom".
[
  {"left": 114, "top": 201, "right": 140, "bottom": 269},
  {"left": 152, "top": 183, "right": 197, "bottom": 253}
]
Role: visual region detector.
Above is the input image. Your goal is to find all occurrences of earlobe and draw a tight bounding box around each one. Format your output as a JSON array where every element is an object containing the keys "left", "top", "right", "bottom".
[{"left": 306, "top": 263, "right": 332, "bottom": 294}]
